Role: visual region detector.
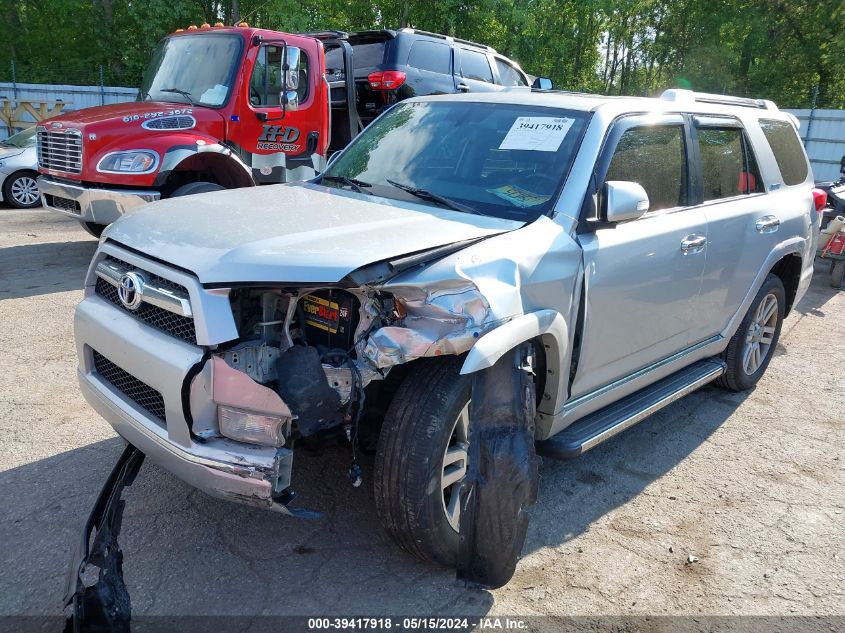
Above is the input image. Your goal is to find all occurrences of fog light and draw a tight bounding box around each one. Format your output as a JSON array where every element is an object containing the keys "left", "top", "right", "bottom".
[{"left": 218, "top": 405, "right": 287, "bottom": 446}]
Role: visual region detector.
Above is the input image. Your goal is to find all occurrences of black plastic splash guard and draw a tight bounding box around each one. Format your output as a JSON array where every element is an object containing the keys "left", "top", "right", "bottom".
[
  {"left": 64, "top": 444, "right": 145, "bottom": 633},
  {"left": 456, "top": 343, "right": 540, "bottom": 589}
]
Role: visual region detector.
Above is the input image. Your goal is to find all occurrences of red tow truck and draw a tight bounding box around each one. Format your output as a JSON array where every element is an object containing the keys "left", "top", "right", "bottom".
[{"left": 36, "top": 23, "right": 362, "bottom": 236}]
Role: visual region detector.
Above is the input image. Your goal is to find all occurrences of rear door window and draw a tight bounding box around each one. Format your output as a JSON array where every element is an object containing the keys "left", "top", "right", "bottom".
[
  {"left": 494, "top": 58, "right": 526, "bottom": 86},
  {"left": 605, "top": 125, "right": 688, "bottom": 211},
  {"left": 758, "top": 118, "right": 808, "bottom": 186},
  {"left": 460, "top": 49, "right": 494, "bottom": 83},
  {"left": 407, "top": 40, "right": 451, "bottom": 74},
  {"left": 698, "top": 128, "right": 764, "bottom": 201}
]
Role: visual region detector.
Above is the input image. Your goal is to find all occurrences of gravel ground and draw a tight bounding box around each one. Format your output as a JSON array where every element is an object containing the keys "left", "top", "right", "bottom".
[{"left": 0, "top": 206, "right": 843, "bottom": 623}]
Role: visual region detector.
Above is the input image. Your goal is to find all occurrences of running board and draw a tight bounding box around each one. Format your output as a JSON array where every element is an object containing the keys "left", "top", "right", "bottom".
[{"left": 536, "top": 358, "right": 726, "bottom": 460}]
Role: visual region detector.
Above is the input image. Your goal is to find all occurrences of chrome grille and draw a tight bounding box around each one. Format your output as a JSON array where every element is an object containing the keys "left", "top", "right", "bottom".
[
  {"left": 142, "top": 115, "right": 196, "bottom": 131},
  {"left": 37, "top": 128, "right": 83, "bottom": 174},
  {"left": 95, "top": 256, "right": 197, "bottom": 344},
  {"left": 93, "top": 350, "right": 166, "bottom": 422}
]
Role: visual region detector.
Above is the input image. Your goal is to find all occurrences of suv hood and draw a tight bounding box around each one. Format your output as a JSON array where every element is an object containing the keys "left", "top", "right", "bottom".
[{"left": 104, "top": 183, "right": 522, "bottom": 284}]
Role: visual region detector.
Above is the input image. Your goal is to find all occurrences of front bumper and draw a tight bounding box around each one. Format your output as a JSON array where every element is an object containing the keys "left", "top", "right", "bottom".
[
  {"left": 75, "top": 294, "right": 298, "bottom": 513},
  {"left": 38, "top": 175, "right": 160, "bottom": 225}
]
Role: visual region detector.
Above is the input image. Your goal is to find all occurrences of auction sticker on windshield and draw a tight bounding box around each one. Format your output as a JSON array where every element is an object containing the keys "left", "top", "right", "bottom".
[
  {"left": 499, "top": 117, "right": 574, "bottom": 152},
  {"left": 488, "top": 184, "right": 551, "bottom": 208}
]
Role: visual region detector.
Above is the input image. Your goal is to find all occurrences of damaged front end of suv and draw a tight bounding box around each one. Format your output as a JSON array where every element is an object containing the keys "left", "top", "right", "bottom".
[{"left": 210, "top": 259, "right": 500, "bottom": 496}]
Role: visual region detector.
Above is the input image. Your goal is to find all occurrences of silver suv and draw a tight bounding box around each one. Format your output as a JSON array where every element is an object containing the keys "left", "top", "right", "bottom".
[{"left": 74, "top": 88, "right": 819, "bottom": 582}]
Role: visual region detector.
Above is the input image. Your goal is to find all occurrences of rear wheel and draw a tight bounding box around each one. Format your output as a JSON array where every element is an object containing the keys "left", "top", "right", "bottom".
[
  {"left": 716, "top": 274, "right": 785, "bottom": 391},
  {"left": 831, "top": 260, "right": 845, "bottom": 289},
  {"left": 3, "top": 171, "right": 40, "bottom": 208},
  {"left": 374, "top": 357, "right": 470, "bottom": 567},
  {"left": 171, "top": 181, "right": 225, "bottom": 197}
]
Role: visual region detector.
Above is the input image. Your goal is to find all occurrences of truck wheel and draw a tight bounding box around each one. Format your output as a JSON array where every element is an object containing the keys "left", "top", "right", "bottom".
[
  {"left": 374, "top": 356, "right": 470, "bottom": 567},
  {"left": 3, "top": 170, "right": 41, "bottom": 208},
  {"left": 716, "top": 274, "right": 785, "bottom": 392},
  {"left": 171, "top": 181, "right": 225, "bottom": 197},
  {"left": 831, "top": 260, "right": 845, "bottom": 289},
  {"left": 80, "top": 222, "right": 105, "bottom": 238}
]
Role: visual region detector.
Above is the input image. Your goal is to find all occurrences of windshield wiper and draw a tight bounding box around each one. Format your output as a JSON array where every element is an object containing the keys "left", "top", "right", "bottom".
[
  {"left": 160, "top": 87, "right": 195, "bottom": 106},
  {"left": 321, "top": 174, "right": 372, "bottom": 193},
  {"left": 386, "top": 179, "right": 480, "bottom": 215}
]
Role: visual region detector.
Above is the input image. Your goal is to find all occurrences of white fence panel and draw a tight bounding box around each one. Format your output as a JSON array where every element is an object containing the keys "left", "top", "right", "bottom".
[
  {"left": 785, "top": 108, "right": 845, "bottom": 182},
  {"left": 0, "top": 82, "right": 136, "bottom": 138}
]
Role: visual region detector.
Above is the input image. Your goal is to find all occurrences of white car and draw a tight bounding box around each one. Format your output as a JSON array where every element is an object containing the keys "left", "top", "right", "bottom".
[{"left": 0, "top": 127, "right": 39, "bottom": 208}]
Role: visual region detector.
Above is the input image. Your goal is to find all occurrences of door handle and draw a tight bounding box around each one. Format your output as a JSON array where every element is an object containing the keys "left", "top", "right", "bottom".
[
  {"left": 680, "top": 234, "right": 707, "bottom": 254},
  {"left": 456, "top": 82, "right": 470, "bottom": 92},
  {"left": 756, "top": 215, "right": 780, "bottom": 234}
]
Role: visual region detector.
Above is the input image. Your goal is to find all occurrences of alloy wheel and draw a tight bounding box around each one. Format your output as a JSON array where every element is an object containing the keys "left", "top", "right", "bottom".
[
  {"left": 10, "top": 176, "right": 39, "bottom": 206},
  {"left": 441, "top": 401, "right": 470, "bottom": 532},
  {"left": 742, "top": 293, "right": 778, "bottom": 375}
]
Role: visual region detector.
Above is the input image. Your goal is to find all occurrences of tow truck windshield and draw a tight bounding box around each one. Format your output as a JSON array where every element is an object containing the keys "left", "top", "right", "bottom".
[
  {"left": 139, "top": 33, "right": 243, "bottom": 108},
  {"left": 322, "top": 100, "right": 591, "bottom": 221}
]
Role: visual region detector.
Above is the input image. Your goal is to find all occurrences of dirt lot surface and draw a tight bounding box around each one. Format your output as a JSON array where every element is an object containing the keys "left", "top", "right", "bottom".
[{"left": 1, "top": 206, "right": 843, "bottom": 623}]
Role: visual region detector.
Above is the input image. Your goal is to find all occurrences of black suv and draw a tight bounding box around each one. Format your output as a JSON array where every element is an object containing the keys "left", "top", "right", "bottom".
[{"left": 322, "top": 28, "right": 546, "bottom": 148}]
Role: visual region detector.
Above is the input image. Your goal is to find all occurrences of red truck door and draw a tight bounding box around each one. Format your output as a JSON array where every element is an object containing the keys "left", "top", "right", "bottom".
[{"left": 234, "top": 33, "right": 329, "bottom": 184}]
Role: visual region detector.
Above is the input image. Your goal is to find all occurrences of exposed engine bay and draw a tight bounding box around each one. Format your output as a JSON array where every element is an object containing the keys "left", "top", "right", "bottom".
[{"left": 215, "top": 281, "right": 494, "bottom": 455}]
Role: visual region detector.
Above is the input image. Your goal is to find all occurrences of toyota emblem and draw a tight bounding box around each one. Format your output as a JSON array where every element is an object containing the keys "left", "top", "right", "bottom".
[{"left": 117, "top": 272, "right": 145, "bottom": 310}]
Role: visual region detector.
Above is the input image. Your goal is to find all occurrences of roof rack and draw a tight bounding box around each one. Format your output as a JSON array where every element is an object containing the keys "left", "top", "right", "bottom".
[
  {"left": 397, "top": 27, "right": 496, "bottom": 53},
  {"left": 660, "top": 89, "right": 778, "bottom": 111}
]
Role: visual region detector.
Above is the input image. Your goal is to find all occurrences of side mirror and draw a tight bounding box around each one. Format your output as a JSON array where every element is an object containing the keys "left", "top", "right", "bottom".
[
  {"left": 604, "top": 181, "right": 650, "bottom": 223},
  {"left": 280, "top": 46, "right": 301, "bottom": 111},
  {"left": 840, "top": 154, "right": 844, "bottom": 174},
  {"left": 532, "top": 77, "right": 553, "bottom": 90}
]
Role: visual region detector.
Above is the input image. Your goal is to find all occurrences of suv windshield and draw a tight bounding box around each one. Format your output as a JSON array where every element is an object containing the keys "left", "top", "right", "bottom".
[
  {"left": 1, "top": 126, "right": 36, "bottom": 148},
  {"left": 139, "top": 33, "right": 243, "bottom": 108},
  {"left": 322, "top": 101, "right": 590, "bottom": 221}
]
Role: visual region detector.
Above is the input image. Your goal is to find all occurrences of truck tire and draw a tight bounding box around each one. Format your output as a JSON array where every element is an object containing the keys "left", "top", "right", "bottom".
[
  {"left": 831, "top": 260, "right": 845, "bottom": 289},
  {"left": 3, "top": 170, "right": 41, "bottom": 208},
  {"left": 716, "top": 274, "right": 785, "bottom": 392},
  {"left": 171, "top": 181, "right": 225, "bottom": 197},
  {"left": 374, "top": 356, "right": 470, "bottom": 567},
  {"left": 80, "top": 222, "right": 105, "bottom": 238}
]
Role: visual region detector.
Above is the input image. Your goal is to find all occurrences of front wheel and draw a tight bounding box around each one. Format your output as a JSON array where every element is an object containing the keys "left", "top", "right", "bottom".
[
  {"left": 3, "top": 171, "right": 41, "bottom": 208},
  {"left": 716, "top": 274, "right": 785, "bottom": 392},
  {"left": 170, "top": 181, "right": 225, "bottom": 197},
  {"left": 80, "top": 221, "right": 105, "bottom": 238},
  {"left": 374, "top": 357, "right": 470, "bottom": 567}
]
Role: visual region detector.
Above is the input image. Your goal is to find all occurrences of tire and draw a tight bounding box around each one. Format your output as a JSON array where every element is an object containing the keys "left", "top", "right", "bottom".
[
  {"left": 170, "top": 181, "right": 225, "bottom": 197},
  {"left": 716, "top": 274, "right": 785, "bottom": 392},
  {"left": 3, "top": 170, "right": 41, "bottom": 208},
  {"left": 374, "top": 356, "right": 470, "bottom": 567},
  {"left": 831, "top": 260, "right": 845, "bottom": 289},
  {"left": 80, "top": 221, "right": 105, "bottom": 238}
]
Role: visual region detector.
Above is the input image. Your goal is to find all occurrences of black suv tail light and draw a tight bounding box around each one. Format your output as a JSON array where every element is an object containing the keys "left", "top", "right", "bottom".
[{"left": 367, "top": 70, "right": 406, "bottom": 90}]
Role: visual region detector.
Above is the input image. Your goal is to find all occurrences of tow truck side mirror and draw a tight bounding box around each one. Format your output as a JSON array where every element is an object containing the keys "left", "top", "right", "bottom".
[
  {"left": 280, "top": 46, "right": 301, "bottom": 111},
  {"left": 604, "top": 180, "right": 650, "bottom": 223},
  {"left": 840, "top": 154, "right": 845, "bottom": 174}
]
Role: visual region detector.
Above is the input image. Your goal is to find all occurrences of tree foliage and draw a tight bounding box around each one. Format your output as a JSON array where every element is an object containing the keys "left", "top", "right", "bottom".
[{"left": 1, "top": 0, "right": 842, "bottom": 107}]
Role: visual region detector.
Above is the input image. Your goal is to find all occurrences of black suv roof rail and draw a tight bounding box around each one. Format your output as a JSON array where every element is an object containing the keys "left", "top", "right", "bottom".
[
  {"left": 300, "top": 30, "right": 351, "bottom": 40},
  {"left": 396, "top": 27, "right": 496, "bottom": 53},
  {"left": 660, "top": 89, "right": 778, "bottom": 111}
]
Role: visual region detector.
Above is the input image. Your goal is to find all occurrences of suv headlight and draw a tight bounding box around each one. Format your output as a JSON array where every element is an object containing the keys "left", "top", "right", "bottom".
[{"left": 96, "top": 150, "right": 159, "bottom": 174}]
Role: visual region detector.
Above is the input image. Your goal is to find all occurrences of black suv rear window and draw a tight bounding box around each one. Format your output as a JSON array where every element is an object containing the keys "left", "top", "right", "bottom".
[{"left": 759, "top": 119, "right": 808, "bottom": 186}]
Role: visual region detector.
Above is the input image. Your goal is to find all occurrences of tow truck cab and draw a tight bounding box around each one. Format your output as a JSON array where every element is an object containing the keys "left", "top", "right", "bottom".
[{"left": 36, "top": 25, "right": 358, "bottom": 236}]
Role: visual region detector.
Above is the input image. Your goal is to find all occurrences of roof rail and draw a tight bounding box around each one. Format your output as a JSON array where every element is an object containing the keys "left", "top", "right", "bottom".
[
  {"left": 660, "top": 88, "right": 778, "bottom": 111},
  {"left": 397, "top": 27, "right": 496, "bottom": 53},
  {"left": 300, "top": 30, "right": 349, "bottom": 40}
]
